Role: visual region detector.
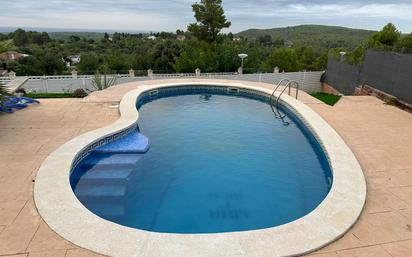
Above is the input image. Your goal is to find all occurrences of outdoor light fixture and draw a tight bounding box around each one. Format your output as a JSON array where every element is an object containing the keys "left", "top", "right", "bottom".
[
  {"left": 238, "top": 53, "right": 248, "bottom": 73},
  {"left": 339, "top": 52, "right": 346, "bottom": 62}
]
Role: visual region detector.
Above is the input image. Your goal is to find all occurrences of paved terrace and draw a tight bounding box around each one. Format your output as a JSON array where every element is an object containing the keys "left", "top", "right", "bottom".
[{"left": 0, "top": 79, "right": 411, "bottom": 257}]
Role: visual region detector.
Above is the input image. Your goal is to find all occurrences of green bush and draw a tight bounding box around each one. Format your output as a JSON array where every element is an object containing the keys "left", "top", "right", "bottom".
[
  {"left": 72, "top": 88, "right": 88, "bottom": 98},
  {"left": 25, "top": 93, "right": 74, "bottom": 98}
]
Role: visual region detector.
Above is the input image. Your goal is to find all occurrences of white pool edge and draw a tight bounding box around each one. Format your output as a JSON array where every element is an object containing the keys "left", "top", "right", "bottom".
[{"left": 34, "top": 81, "right": 366, "bottom": 257}]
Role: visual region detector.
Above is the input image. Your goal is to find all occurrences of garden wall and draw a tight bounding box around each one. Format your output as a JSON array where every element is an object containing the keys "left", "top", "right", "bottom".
[{"left": 325, "top": 50, "right": 412, "bottom": 104}]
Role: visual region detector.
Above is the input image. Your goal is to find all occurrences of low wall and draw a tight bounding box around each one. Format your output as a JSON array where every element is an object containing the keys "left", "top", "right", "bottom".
[{"left": 2, "top": 71, "right": 323, "bottom": 93}]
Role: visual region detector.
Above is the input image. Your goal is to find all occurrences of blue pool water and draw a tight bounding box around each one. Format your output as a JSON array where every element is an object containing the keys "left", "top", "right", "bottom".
[{"left": 71, "top": 87, "right": 332, "bottom": 234}]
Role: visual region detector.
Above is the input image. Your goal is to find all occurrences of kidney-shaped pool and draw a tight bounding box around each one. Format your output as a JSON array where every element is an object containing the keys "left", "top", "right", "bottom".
[{"left": 70, "top": 86, "right": 333, "bottom": 234}]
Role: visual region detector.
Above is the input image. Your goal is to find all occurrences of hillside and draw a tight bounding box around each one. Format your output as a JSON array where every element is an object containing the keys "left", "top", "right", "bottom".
[
  {"left": 236, "top": 25, "right": 375, "bottom": 49},
  {"left": 48, "top": 32, "right": 106, "bottom": 41}
]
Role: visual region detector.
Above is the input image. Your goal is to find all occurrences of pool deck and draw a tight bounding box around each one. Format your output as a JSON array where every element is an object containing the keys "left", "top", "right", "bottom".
[{"left": 0, "top": 79, "right": 411, "bottom": 257}]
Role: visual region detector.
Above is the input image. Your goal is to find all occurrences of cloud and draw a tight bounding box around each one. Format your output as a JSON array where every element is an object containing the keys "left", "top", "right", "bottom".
[{"left": 0, "top": 0, "right": 411, "bottom": 33}]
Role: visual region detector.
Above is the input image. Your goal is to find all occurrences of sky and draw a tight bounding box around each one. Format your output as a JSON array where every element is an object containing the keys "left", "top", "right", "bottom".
[{"left": 0, "top": 0, "right": 412, "bottom": 33}]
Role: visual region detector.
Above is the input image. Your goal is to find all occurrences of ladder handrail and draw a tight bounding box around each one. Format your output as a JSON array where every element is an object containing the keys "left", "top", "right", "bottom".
[
  {"left": 275, "top": 80, "right": 299, "bottom": 107},
  {"left": 270, "top": 78, "right": 290, "bottom": 103},
  {"left": 268, "top": 78, "right": 296, "bottom": 126}
]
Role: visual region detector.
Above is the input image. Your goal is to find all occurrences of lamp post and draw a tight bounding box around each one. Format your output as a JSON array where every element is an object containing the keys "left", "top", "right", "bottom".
[
  {"left": 238, "top": 53, "right": 248, "bottom": 74},
  {"left": 339, "top": 52, "right": 346, "bottom": 63}
]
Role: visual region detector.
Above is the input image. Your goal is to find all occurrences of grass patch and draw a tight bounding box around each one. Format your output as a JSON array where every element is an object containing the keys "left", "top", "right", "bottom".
[
  {"left": 310, "top": 92, "right": 342, "bottom": 106},
  {"left": 24, "top": 93, "right": 74, "bottom": 99}
]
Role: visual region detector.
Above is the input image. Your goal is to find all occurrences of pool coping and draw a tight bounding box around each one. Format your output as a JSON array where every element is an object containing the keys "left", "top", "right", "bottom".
[{"left": 34, "top": 81, "right": 366, "bottom": 257}]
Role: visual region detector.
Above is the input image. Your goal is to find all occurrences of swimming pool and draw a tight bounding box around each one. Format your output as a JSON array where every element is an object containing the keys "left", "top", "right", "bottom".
[
  {"left": 35, "top": 81, "right": 365, "bottom": 257},
  {"left": 70, "top": 86, "right": 333, "bottom": 233}
]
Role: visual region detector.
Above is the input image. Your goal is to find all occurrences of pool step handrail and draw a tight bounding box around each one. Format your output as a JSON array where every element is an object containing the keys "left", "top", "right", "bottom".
[
  {"left": 270, "top": 80, "right": 299, "bottom": 107},
  {"left": 269, "top": 78, "right": 290, "bottom": 103}
]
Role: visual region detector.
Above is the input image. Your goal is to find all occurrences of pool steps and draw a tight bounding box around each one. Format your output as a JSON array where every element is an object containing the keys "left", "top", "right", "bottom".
[
  {"left": 74, "top": 132, "right": 150, "bottom": 219},
  {"left": 80, "top": 164, "right": 134, "bottom": 181},
  {"left": 75, "top": 183, "right": 127, "bottom": 198},
  {"left": 82, "top": 154, "right": 143, "bottom": 166},
  {"left": 94, "top": 132, "right": 150, "bottom": 154},
  {"left": 74, "top": 163, "right": 131, "bottom": 218},
  {"left": 85, "top": 201, "right": 126, "bottom": 217}
]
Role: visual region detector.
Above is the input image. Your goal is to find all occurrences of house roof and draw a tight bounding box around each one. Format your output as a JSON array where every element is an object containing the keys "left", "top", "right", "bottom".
[{"left": 0, "top": 51, "right": 27, "bottom": 61}]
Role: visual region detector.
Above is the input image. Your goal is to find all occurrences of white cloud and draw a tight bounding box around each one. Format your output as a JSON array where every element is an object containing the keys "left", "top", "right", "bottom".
[{"left": 0, "top": 0, "right": 411, "bottom": 33}]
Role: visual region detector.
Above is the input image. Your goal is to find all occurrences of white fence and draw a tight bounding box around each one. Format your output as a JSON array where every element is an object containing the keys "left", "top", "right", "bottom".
[{"left": 0, "top": 71, "right": 323, "bottom": 93}]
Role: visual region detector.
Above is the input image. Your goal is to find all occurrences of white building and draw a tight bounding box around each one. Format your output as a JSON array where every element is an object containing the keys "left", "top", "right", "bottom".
[{"left": 67, "top": 55, "right": 81, "bottom": 64}]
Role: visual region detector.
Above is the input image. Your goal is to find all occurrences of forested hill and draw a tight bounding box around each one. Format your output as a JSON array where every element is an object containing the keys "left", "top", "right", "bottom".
[
  {"left": 48, "top": 32, "right": 106, "bottom": 41},
  {"left": 236, "top": 25, "right": 375, "bottom": 49}
]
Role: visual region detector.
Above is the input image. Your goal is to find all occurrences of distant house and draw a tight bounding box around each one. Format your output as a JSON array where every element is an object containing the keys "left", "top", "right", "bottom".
[
  {"left": 147, "top": 36, "right": 156, "bottom": 40},
  {"left": 176, "top": 35, "right": 186, "bottom": 41},
  {"left": 232, "top": 37, "right": 241, "bottom": 41},
  {"left": 0, "top": 51, "right": 28, "bottom": 62},
  {"left": 67, "top": 55, "right": 81, "bottom": 64}
]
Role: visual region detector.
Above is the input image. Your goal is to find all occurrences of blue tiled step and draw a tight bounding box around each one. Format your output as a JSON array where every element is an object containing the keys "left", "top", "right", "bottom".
[
  {"left": 82, "top": 154, "right": 142, "bottom": 166},
  {"left": 82, "top": 200, "right": 126, "bottom": 218},
  {"left": 94, "top": 132, "right": 150, "bottom": 154},
  {"left": 80, "top": 164, "right": 134, "bottom": 181},
  {"left": 74, "top": 183, "right": 127, "bottom": 199}
]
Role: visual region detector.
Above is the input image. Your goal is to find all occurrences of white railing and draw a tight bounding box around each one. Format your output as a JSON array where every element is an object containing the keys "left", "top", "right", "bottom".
[
  {"left": 1, "top": 71, "right": 323, "bottom": 93},
  {"left": 1, "top": 72, "right": 236, "bottom": 81}
]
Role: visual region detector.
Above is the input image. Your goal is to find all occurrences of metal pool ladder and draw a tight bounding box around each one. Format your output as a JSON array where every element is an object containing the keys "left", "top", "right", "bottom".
[{"left": 269, "top": 78, "right": 300, "bottom": 108}]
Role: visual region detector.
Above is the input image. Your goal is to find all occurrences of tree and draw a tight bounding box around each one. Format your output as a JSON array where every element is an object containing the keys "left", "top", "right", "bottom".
[
  {"left": 346, "top": 45, "right": 366, "bottom": 65},
  {"left": 0, "top": 40, "right": 14, "bottom": 53},
  {"left": 258, "top": 34, "right": 272, "bottom": 46},
  {"left": 107, "top": 53, "right": 128, "bottom": 72},
  {"left": 188, "top": 0, "right": 231, "bottom": 43},
  {"left": 31, "top": 32, "right": 51, "bottom": 45},
  {"left": 104, "top": 33, "right": 110, "bottom": 41},
  {"left": 313, "top": 50, "right": 328, "bottom": 70},
  {"left": 396, "top": 33, "right": 412, "bottom": 53},
  {"left": 12, "top": 29, "right": 29, "bottom": 46},
  {"left": 7, "top": 56, "right": 43, "bottom": 75},
  {"left": 77, "top": 53, "right": 101, "bottom": 74},
  {"left": 36, "top": 52, "right": 66, "bottom": 75},
  {"left": 69, "top": 35, "right": 81, "bottom": 42},
  {"left": 298, "top": 46, "right": 316, "bottom": 70},
  {"left": 367, "top": 23, "right": 401, "bottom": 50},
  {"left": 174, "top": 40, "right": 218, "bottom": 72},
  {"left": 262, "top": 48, "right": 299, "bottom": 72}
]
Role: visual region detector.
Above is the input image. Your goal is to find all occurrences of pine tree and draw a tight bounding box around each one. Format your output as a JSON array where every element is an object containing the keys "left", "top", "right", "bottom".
[{"left": 188, "top": 0, "right": 231, "bottom": 43}]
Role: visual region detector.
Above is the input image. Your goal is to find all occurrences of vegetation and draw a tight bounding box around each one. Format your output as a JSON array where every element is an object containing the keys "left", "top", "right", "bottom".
[
  {"left": 24, "top": 92, "right": 75, "bottom": 98},
  {"left": 0, "top": 84, "right": 11, "bottom": 102},
  {"left": 48, "top": 32, "right": 107, "bottom": 41},
  {"left": 188, "top": 0, "right": 231, "bottom": 43},
  {"left": 331, "top": 23, "right": 412, "bottom": 65},
  {"left": 310, "top": 92, "right": 342, "bottom": 106},
  {"left": 0, "top": 40, "right": 14, "bottom": 53},
  {"left": 90, "top": 73, "right": 117, "bottom": 91},
  {"left": 72, "top": 88, "right": 88, "bottom": 98},
  {"left": 236, "top": 25, "right": 376, "bottom": 49},
  {"left": 1, "top": 1, "right": 412, "bottom": 77}
]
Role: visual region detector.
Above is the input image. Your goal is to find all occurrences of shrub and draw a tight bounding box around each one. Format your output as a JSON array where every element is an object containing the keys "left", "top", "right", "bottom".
[
  {"left": 72, "top": 88, "right": 88, "bottom": 98},
  {"left": 15, "top": 88, "right": 26, "bottom": 95}
]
